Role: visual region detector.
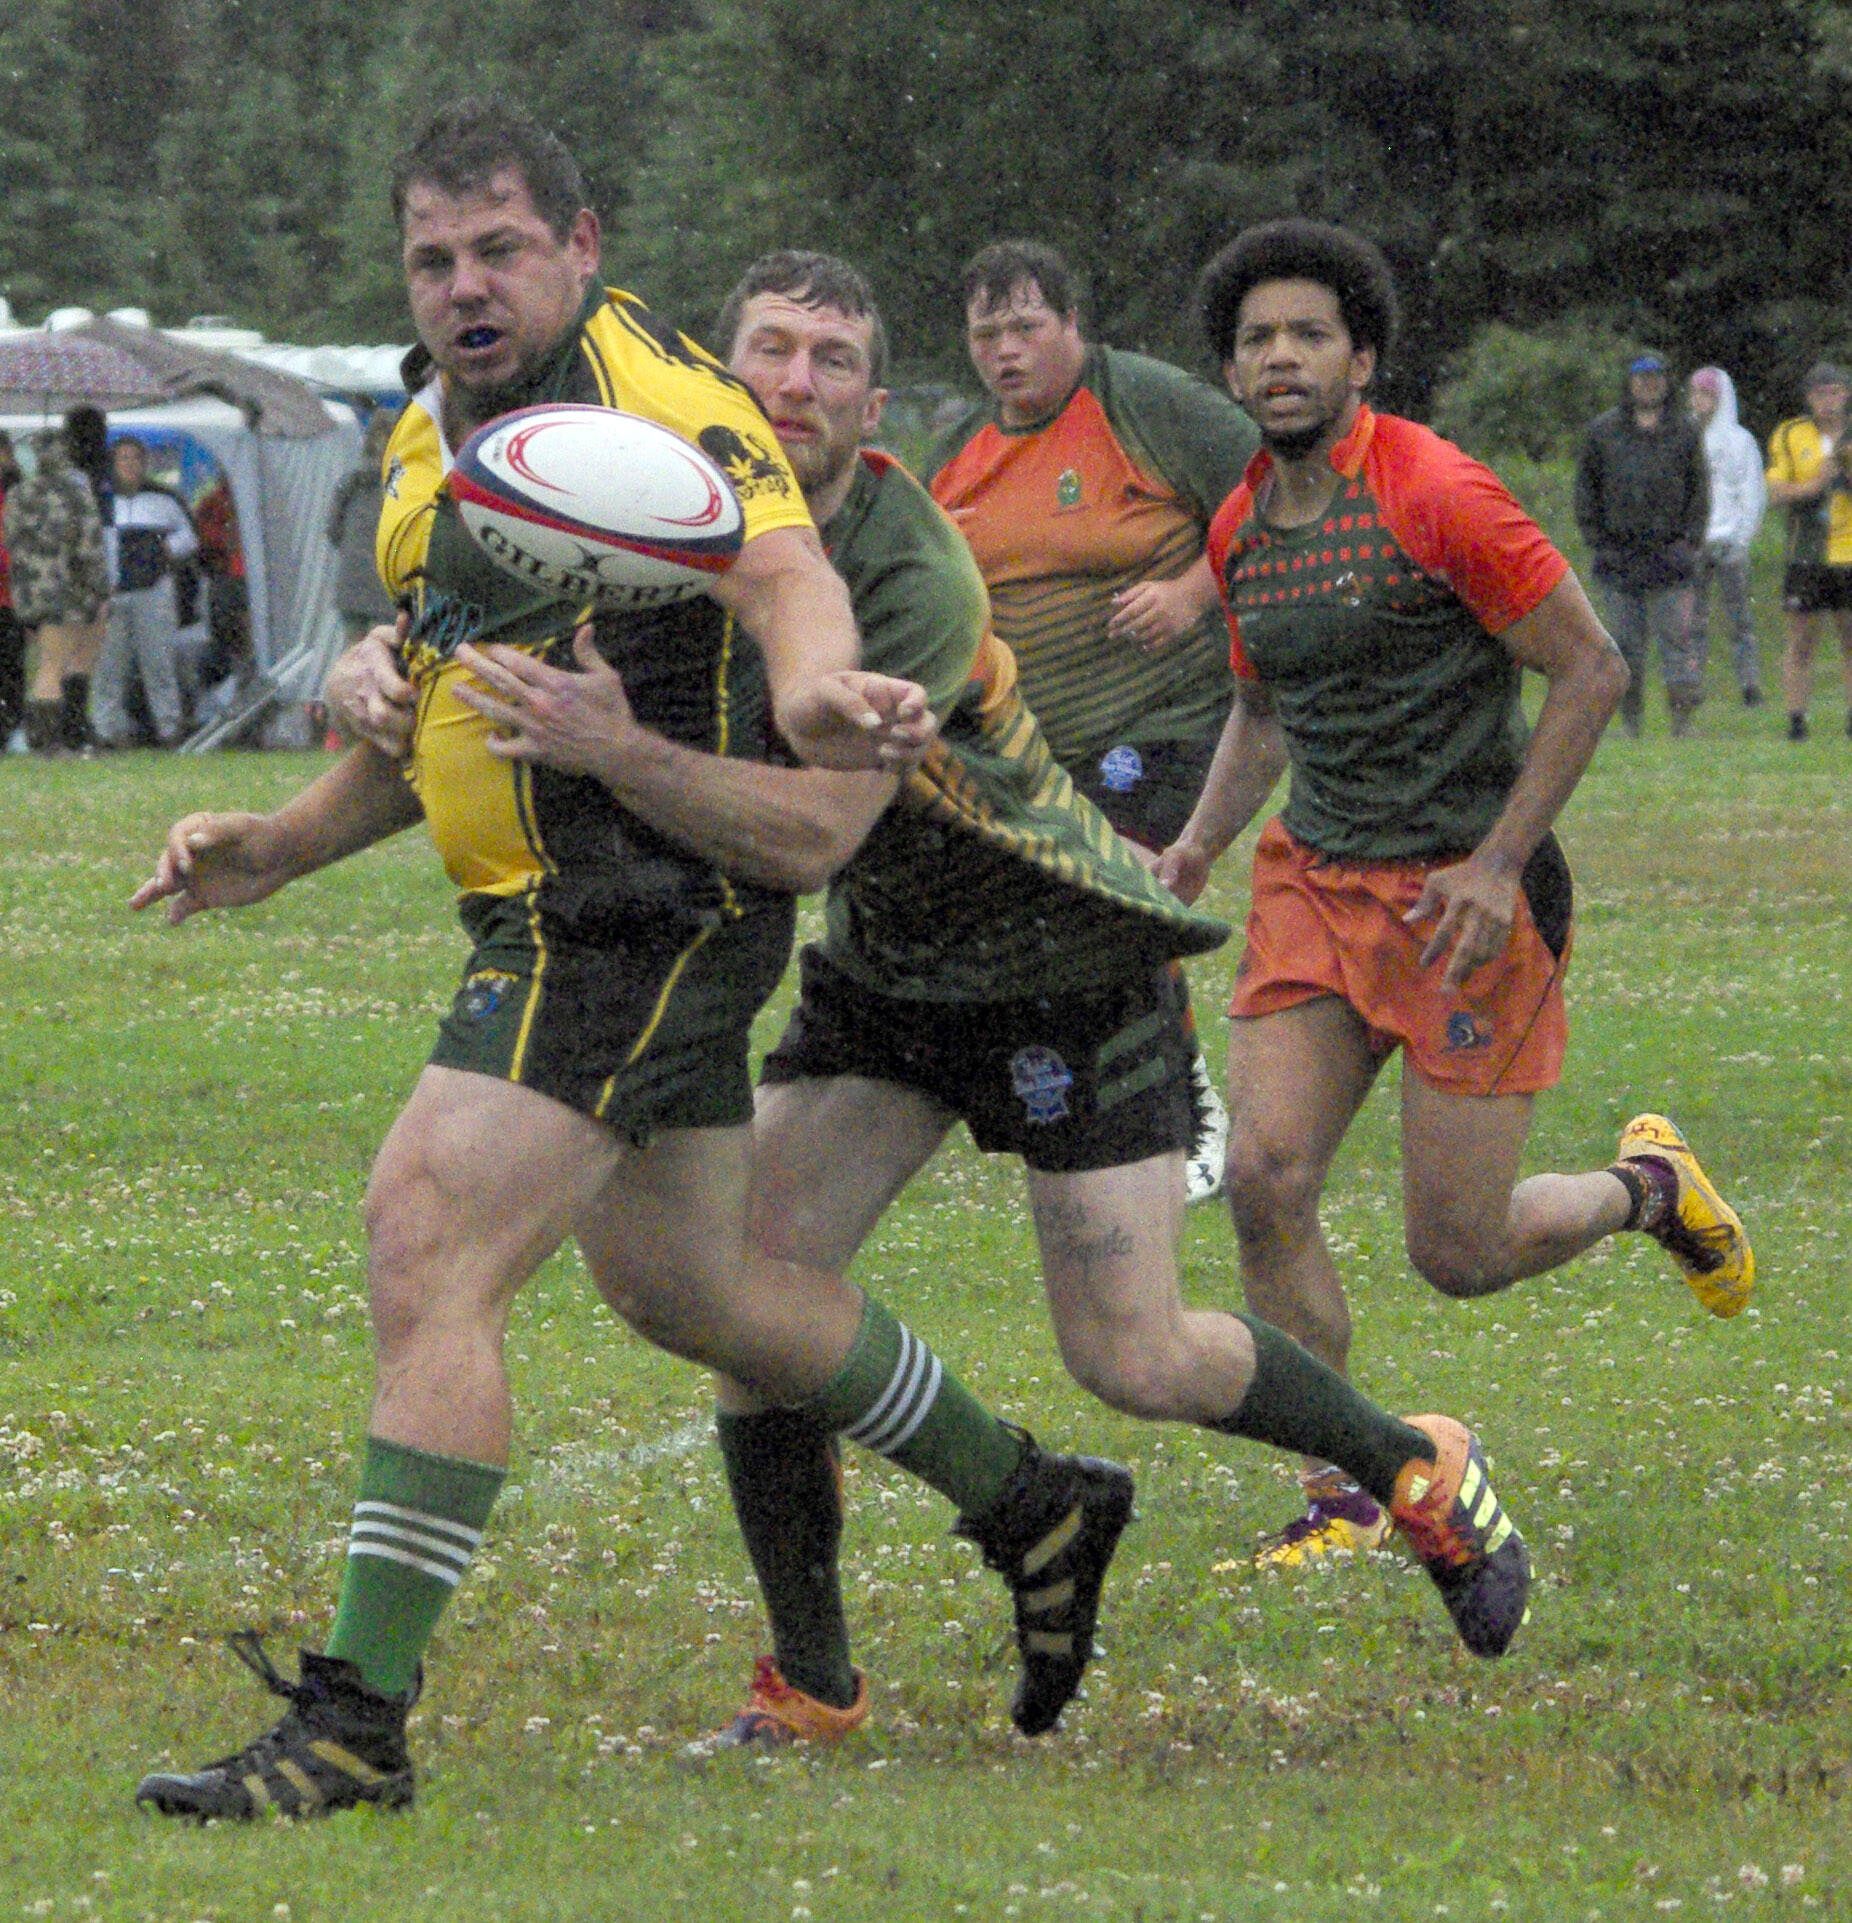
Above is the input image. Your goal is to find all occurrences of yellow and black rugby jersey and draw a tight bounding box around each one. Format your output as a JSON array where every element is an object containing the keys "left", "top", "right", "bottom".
[
  {"left": 927, "top": 345, "right": 1257, "bottom": 777},
  {"left": 1767, "top": 416, "right": 1852, "bottom": 567},
  {"left": 819, "top": 452, "right": 1226, "bottom": 1002},
  {"left": 377, "top": 287, "right": 814, "bottom": 929}
]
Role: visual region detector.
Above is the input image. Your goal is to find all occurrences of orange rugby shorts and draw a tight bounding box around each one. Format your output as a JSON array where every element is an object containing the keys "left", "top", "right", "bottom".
[{"left": 1228, "top": 818, "right": 1571, "bottom": 1097}]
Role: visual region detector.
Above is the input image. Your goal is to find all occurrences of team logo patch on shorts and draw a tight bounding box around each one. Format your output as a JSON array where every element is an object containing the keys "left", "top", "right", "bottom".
[
  {"left": 1010, "top": 1046, "right": 1075, "bottom": 1125},
  {"left": 1098, "top": 744, "right": 1145, "bottom": 793},
  {"left": 457, "top": 968, "right": 519, "bottom": 1021},
  {"left": 1445, "top": 1010, "right": 1489, "bottom": 1051}
]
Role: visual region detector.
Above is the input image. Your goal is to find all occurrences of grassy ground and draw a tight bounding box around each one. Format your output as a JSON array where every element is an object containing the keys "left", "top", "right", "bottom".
[{"left": 1, "top": 646, "right": 1848, "bottom": 1919}]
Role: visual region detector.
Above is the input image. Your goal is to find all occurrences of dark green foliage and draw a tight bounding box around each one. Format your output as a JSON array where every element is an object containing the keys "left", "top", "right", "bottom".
[
  {"left": 1, "top": 0, "right": 1847, "bottom": 433},
  {"left": 1430, "top": 319, "right": 1653, "bottom": 462}
]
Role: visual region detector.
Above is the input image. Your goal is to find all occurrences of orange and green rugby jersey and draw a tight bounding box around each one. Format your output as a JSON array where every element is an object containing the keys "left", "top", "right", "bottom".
[
  {"left": 820, "top": 450, "right": 1227, "bottom": 1000},
  {"left": 1207, "top": 406, "right": 1567, "bottom": 862},
  {"left": 378, "top": 287, "right": 814, "bottom": 937},
  {"left": 927, "top": 345, "right": 1257, "bottom": 771},
  {"left": 1766, "top": 415, "right": 1852, "bottom": 567}
]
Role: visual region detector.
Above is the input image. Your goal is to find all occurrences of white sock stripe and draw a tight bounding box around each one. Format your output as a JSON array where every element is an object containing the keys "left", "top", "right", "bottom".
[
  {"left": 349, "top": 1517, "right": 474, "bottom": 1571},
  {"left": 848, "top": 1335, "right": 942, "bottom": 1456},
  {"left": 869, "top": 1351, "right": 942, "bottom": 1455},
  {"left": 352, "top": 1500, "right": 484, "bottom": 1551},
  {"left": 347, "top": 1539, "right": 469, "bottom": 1585},
  {"left": 842, "top": 1327, "right": 923, "bottom": 1447}
]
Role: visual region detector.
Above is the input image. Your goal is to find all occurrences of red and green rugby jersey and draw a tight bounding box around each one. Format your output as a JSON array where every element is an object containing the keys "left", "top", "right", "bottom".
[
  {"left": 1207, "top": 406, "right": 1568, "bottom": 861},
  {"left": 819, "top": 450, "right": 1227, "bottom": 1001},
  {"left": 927, "top": 345, "right": 1257, "bottom": 772}
]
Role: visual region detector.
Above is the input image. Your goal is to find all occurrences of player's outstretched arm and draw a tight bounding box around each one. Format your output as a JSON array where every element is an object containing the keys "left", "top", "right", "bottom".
[
  {"left": 322, "top": 617, "right": 415, "bottom": 759},
  {"left": 454, "top": 631, "right": 895, "bottom": 894},
  {"left": 129, "top": 744, "right": 424, "bottom": 925},
  {"left": 710, "top": 525, "right": 937, "bottom": 772},
  {"left": 1404, "top": 573, "right": 1627, "bottom": 989},
  {"left": 1154, "top": 681, "right": 1288, "bottom": 904}
]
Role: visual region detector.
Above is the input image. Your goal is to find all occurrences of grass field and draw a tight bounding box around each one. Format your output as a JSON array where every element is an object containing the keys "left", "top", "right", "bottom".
[{"left": 2, "top": 655, "right": 1848, "bottom": 1920}]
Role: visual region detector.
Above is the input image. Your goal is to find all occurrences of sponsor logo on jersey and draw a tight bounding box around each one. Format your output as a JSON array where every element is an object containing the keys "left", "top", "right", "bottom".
[
  {"left": 1056, "top": 467, "right": 1083, "bottom": 510},
  {"left": 458, "top": 968, "right": 519, "bottom": 1021},
  {"left": 1445, "top": 1010, "right": 1489, "bottom": 1051},
  {"left": 1010, "top": 1046, "right": 1074, "bottom": 1125},
  {"left": 697, "top": 425, "right": 793, "bottom": 502},
  {"left": 1098, "top": 744, "right": 1145, "bottom": 793}
]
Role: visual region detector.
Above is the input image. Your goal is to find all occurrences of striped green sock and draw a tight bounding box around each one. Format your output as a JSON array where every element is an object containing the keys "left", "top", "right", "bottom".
[
  {"left": 325, "top": 1437, "right": 505, "bottom": 1695},
  {"left": 799, "top": 1296, "right": 1026, "bottom": 1517}
]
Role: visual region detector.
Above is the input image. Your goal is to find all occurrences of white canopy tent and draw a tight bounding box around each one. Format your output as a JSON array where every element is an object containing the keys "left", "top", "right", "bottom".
[{"left": 1, "top": 391, "right": 365, "bottom": 744}]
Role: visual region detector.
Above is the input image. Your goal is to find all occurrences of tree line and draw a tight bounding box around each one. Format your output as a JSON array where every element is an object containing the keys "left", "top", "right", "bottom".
[{"left": 5, "top": 0, "right": 1851, "bottom": 438}]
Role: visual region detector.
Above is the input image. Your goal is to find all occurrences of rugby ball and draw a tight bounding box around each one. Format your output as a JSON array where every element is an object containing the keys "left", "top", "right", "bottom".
[{"left": 450, "top": 403, "right": 745, "bottom": 609}]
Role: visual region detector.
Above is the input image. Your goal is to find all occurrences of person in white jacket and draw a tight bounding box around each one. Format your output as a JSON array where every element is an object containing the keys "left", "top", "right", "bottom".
[
  {"left": 1688, "top": 367, "right": 1768, "bottom": 705},
  {"left": 93, "top": 436, "right": 198, "bottom": 747}
]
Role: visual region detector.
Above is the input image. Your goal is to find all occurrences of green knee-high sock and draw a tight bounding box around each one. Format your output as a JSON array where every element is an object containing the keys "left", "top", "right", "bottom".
[
  {"left": 798, "top": 1296, "right": 1027, "bottom": 1518},
  {"left": 325, "top": 1436, "right": 505, "bottom": 1696},
  {"left": 716, "top": 1408, "right": 857, "bottom": 1708},
  {"left": 1211, "top": 1314, "right": 1434, "bottom": 1509}
]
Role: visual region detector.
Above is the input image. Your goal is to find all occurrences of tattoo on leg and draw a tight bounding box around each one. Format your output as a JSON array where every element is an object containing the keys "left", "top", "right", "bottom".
[{"left": 1033, "top": 1194, "right": 1136, "bottom": 1281}]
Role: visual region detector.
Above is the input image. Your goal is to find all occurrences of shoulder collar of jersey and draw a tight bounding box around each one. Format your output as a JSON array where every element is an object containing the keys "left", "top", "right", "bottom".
[{"left": 1237, "top": 401, "right": 1379, "bottom": 495}]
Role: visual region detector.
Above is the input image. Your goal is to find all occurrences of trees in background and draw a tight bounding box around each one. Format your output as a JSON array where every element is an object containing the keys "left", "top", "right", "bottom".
[{"left": 3, "top": 0, "right": 1848, "bottom": 437}]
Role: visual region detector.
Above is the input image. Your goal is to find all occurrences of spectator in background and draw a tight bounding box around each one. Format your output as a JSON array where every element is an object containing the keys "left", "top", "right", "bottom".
[
  {"left": 190, "top": 474, "right": 252, "bottom": 713},
  {"left": 327, "top": 410, "right": 400, "bottom": 643},
  {"left": 1687, "top": 368, "right": 1767, "bottom": 707},
  {"left": 2, "top": 425, "right": 111, "bottom": 756},
  {"left": 0, "top": 431, "right": 24, "bottom": 747},
  {"left": 1573, "top": 353, "right": 1710, "bottom": 737},
  {"left": 92, "top": 435, "right": 197, "bottom": 748},
  {"left": 1765, "top": 361, "right": 1852, "bottom": 742}
]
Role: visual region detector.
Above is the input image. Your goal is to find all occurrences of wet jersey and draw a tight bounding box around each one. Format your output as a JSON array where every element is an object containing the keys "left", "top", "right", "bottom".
[
  {"left": 377, "top": 286, "right": 814, "bottom": 939},
  {"left": 1766, "top": 416, "right": 1852, "bottom": 567},
  {"left": 927, "top": 345, "right": 1256, "bottom": 771},
  {"left": 820, "top": 451, "right": 1227, "bottom": 1000},
  {"left": 1206, "top": 406, "right": 1567, "bottom": 861}
]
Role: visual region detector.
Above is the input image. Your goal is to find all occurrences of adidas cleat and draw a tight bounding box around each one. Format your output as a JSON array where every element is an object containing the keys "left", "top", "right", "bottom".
[
  {"left": 1389, "top": 1416, "right": 1530, "bottom": 1658},
  {"left": 683, "top": 1657, "right": 869, "bottom": 1758},
  {"left": 1618, "top": 1113, "right": 1754, "bottom": 1318},
  {"left": 956, "top": 1436, "right": 1135, "bottom": 1736},
  {"left": 1184, "top": 1054, "right": 1229, "bottom": 1206},
  {"left": 1255, "top": 1472, "right": 1394, "bottom": 1569},
  {"left": 134, "top": 1633, "right": 415, "bottom": 1821}
]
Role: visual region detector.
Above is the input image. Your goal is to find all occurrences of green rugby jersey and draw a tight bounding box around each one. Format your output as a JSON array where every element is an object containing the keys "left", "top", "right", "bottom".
[
  {"left": 818, "top": 452, "right": 1228, "bottom": 1001},
  {"left": 927, "top": 346, "right": 1257, "bottom": 773}
]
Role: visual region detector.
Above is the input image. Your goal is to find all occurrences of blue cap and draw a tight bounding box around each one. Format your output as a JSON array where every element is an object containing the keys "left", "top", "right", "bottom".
[{"left": 1630, "top": 354, "right": 1668, "bottom": 376}]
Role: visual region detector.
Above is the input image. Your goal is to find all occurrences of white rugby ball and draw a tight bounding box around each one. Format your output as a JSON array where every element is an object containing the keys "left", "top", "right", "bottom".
[{"left": 450, "top": 403, "right": 745, "bottom": 609}]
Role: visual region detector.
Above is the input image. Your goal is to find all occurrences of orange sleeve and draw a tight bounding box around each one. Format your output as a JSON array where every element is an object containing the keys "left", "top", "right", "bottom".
[
  {"left": 1205, "top": 483, "right": 1259, "bottom": 679},
  {"left": 1367, "top": 419, "right": 1568, "bottom": 636}
]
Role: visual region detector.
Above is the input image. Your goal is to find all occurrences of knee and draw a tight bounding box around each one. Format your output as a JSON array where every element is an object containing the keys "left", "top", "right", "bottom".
[
  {"left": 362, "top": 1165, "right": 453, "bottom": 1353},
  {"left": 1224, "top": 1128, "right": 1326, "bottom": 1244},
  {"left": 1405, "top": 1224, "right": 1512, "bottom": 1300}
]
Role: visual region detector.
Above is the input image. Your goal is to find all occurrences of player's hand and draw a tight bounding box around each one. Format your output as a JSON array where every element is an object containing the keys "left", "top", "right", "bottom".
[
  {"left": 1107, "top": 577, "right": 1201, "bottom": 654},
  {"left": 778, "top": 670, "right": 938, "bottom": 772},
  {"left": 452, "top": 629, "right": 639, "bottom": 781},
  {"left": 1403, "top": 855, "right": 1519, "bottom": 990},
  {"left": 323, "top": 617, "right": 415, "bottom": 759},
  {"left": 129, "top": 811, "right": 294, "bottom": 924},
  {"left": 1154, "top": 839, "right": 1213, "bottom": 905}
]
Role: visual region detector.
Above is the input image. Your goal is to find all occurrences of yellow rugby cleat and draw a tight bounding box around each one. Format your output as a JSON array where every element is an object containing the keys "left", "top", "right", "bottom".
[
  {"left": 684, "top": 1657, "right": 870, "bottom": 1758},
  {"left": 1618, "top": 1113, "right": 1755, "bottom": 1318},
  {"left": 1254, "top": 1470, "right": 1393, "bottom": 1569}
]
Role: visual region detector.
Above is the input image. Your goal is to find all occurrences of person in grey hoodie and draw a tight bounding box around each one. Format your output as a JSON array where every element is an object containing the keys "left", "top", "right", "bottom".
[
  {"left": 1573, "top": 353, "right": 1710, "bottom": 735},
  {"left": 1687, "top": 367, "right": 1767, "bottom": 705}
]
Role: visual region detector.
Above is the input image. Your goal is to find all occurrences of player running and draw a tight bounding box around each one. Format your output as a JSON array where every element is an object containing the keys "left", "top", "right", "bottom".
[{"left": 1156, "top": 220, "right": 1754, "bottom": 1568}]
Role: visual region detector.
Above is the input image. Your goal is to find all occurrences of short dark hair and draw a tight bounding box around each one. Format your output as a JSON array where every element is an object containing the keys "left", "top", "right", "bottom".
[
  {"left": 1197, "top": 220, "right": 1399, "bottom": 369},
  {"left": 715, "top": 250, "right": 890, "bottom": 385},
  {"left": 63, "top": 404, "right": 110, "bottom": 492},
  {"left": 389, "top": 96, "right": 590, "bottom": 241},
  {"left": 961, "top": 240, "right": 1081, "bottom": 325},
  {"left": 111, "top": 434, "right": 146, "bottom": 457}
]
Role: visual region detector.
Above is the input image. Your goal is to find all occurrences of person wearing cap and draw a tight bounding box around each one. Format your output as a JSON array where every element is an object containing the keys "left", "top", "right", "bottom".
[
  {"left": 1573, "top": 352, "right": 1710, "bottom": 736},
  {"left": 1765, "top": 360, "right": 1852, "bottom": 740},
  {"left": 1687, "top": 368, "right": 1767, "bottom": 706}
]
